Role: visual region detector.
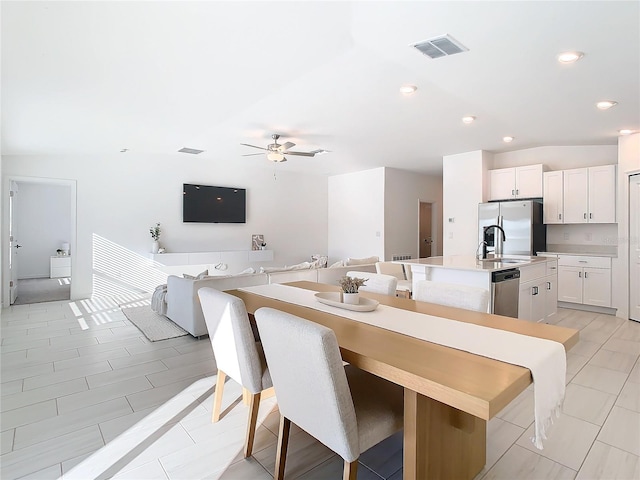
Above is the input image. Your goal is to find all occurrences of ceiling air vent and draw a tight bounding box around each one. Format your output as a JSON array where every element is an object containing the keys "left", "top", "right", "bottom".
[
  {"left": 411, "top": 34, "right": 468, "bottom": 59},
  {"left": 178, "top": 147, "right": 204, "bottom": 155}
]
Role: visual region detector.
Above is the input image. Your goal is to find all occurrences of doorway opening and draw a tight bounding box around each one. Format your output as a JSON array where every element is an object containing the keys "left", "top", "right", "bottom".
[
  {"left": 4, "top": 177, "right": 77, "bottom": 307},
  {"left": 419, "top": 202, "right": 433, "bottom": 258}
]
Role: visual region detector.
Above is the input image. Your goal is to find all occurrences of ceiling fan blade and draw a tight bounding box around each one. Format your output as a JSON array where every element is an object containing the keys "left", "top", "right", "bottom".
[
  {"left": 242, "top": 153, "right": 265, "bottom": 156},
  {"left": 240, "top": 143, "right": 269, "bottom": 151},
  {"left": 279, "top": 141, "right": 295, "bottom": 151},
  {"left": 283, "top": 151, "right": 316, "bottom": 157}
]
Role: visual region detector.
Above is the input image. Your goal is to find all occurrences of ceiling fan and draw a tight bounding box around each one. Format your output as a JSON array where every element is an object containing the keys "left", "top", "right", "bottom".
[{"left": 241, "top": 134, "right": 328, "bottom": 162}]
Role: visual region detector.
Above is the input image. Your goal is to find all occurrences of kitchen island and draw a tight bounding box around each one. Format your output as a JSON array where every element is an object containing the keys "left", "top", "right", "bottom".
[{"left": 400, "top": 255, "right": 558, "bottom": 322}]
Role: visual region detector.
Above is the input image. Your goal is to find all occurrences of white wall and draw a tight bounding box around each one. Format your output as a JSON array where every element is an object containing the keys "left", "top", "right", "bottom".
[
  {"left": 492, "top": 145, "right": 617, "bottom": 170},
  {"left": 384, "top": 168, "right": 442, "bottom": 259},
  {"left": 442, "top": 150, "right": 491, "bottom": 256},
  {"left": 16, "top": 182, "right": 72, "bottom": 278},
  {"left": 2, "top": 154, "right": 328, "bottom": 300},
  {"left": 328, "top": 168, "right": 385, "bottom": 263},
  {"left": 614, "top": 133, "right": 640, "bottom": 319}
]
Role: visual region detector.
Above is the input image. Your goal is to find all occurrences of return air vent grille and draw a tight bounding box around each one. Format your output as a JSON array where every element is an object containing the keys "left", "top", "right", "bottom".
[
  {"left": 411, "top": 34, "right": 468, "bottom": 59},
  {"left": 178, "top": 147, "right": 204, "bottom": 155},
  {"left": 392, "top": 254, "right": 412, "bottom": 261}
]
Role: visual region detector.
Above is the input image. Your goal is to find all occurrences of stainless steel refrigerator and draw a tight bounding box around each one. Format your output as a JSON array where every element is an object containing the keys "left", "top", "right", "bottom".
[{"left": 478, "top": 200, "right": 546, "bottom": 256}]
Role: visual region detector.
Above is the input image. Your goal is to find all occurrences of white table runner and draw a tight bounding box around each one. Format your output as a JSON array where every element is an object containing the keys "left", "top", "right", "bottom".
[{"left": 240, "top": 283, "right": 566, "bottom": 449}]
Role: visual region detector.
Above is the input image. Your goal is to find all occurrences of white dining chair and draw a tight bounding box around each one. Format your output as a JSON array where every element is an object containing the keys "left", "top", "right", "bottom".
[
  {"left": 413, "top": 280, "right": 490, "bottom": 312},
  {"left": 375, "top": 261, "right": 412, "bottom": 297},
  {"left": 197, "top": 287, "right": 273, "bottom": 458},
  {"left": 254, "top": 307, "right": 403, "bottom": 480},
  {"left": 346, "top": 271, "right": 398, "bottom": 296}
]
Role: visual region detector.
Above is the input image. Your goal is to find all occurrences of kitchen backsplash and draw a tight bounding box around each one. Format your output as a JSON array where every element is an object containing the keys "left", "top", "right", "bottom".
[{"left": 546, "top": 224, "right": 618, "bottom": 246}]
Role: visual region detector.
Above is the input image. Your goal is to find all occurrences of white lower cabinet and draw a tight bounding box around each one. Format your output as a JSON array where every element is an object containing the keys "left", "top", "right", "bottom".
[
  {"left": 518, "top": 260, "right": 557, "bottom": 323},
  {"left": 50, "top": 256, "right": 71, "bottom": 278},
  {"left": 557, "top": 256, "right": 612, "bottom": 307}
]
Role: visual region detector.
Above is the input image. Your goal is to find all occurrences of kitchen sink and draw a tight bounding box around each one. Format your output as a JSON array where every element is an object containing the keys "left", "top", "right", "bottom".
[{"left": 480, "top": 258, "right": 529, "bottom": 264}]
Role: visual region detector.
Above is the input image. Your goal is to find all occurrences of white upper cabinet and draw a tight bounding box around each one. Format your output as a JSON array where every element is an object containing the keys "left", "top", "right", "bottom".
[
  {"left": 563, "top": 165, "right": 616, "bottom": 223},
  {"left": 489, "top": 164, "right": 543, "bottom": 201},
  {"left": 544, "top": 164, "right": 616, "bottom": 224},
  {"left": 587, "top": 165, "right": 617, "bottom": 223},
  {"left": 543, "top": 171, "right": 564, "bottom": 224},
  {"left": 563, "top": 168, "right": 589, "bottom": 223}
]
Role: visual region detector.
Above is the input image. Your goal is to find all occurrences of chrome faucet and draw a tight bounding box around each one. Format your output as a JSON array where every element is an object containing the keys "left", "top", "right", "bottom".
[{"left": 482, "top": 224, "right": 506, "bottom": 259}]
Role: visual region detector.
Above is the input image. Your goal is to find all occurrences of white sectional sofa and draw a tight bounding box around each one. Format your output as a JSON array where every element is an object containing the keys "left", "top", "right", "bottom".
[{"left": 165, "top": 263, "right": 377, "bottom": 337}]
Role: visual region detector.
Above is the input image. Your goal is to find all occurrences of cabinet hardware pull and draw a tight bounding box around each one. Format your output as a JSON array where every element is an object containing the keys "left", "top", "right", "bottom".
[
  {"left": 584, "top": 272, "right": 588, "bottom": 278},
  {"left": 516, "top": 189, "right": 519, "bottom": 196},
  {"left": 579, "top": 272, "right": 582, "bottom": 278},
  {"left": 583, "top": 213, "right": 587, "bottom": 219},
  {"left": 579, "top": 260, "right": 587, "bottom": 263},
  {"left": 559, "top": 213, "right": 562, "bottom": 220},
  {"left": 512, "top": 189, "right": 515, "bottom": 196},
  {"left": 547, "top": 282, "right": 551, "bottom": 290},
  {"left": 589, "top": 213, "right": 592, "bottom": 219}
]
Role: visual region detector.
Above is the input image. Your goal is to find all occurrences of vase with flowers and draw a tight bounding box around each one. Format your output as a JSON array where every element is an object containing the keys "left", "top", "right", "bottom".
[
  {"left": 150, "top": 222, "right": 161, "bottom": 254},
  {"left": 339, "top": 275, "right": 368, "bottom": 305}
]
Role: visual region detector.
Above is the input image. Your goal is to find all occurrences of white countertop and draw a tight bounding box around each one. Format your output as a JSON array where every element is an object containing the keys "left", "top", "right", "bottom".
[{"left": 399, "top": 255, "right": 549, "bottom": 273}]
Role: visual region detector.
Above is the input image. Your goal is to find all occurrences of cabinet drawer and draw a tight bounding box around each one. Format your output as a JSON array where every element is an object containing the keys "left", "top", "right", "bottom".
[
  {"left": 546, "top": 260, "right": 558, "bottom": 275},
  {"left": 519, "top": 263, "right": 547, "bottom": 283},
  {"left": 557, "top": 255, "right": 611, "bottom": 268},
  {"left": 51, "top": 256, "right": 71, "bottom": 267}
]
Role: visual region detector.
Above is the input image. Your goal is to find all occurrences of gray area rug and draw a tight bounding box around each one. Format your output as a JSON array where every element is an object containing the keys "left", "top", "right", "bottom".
[
  {"left": 121, "top": 305, "right": 189, "bottom": 342},
  {"left": 14, "top": 278, "right": 71, "bottom": 305}
]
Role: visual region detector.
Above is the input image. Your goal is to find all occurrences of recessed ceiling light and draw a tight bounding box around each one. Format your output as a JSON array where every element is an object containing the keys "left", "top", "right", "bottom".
[
  {"left": 399, "top": 85, "right": 417, "bottom": 95},
  {"left": 462, "top": 116, "right": 476, "bottom": 124},
  {"left": 596, "top": 100, "right": 618, "bottom": 110},
  {"left": 557, "top": 51, "right": 584, "bottom": 64},
  {"left": 503, "top": 136, "right": 514, "bottom": 143},
  {"left": 619, "top": 129, "right": 635, "bottom": 135}
]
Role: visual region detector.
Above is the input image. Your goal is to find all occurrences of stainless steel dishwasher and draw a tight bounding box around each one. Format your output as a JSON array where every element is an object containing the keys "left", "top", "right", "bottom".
[{"left": 491, "top": 268, "right": 520, "bottom": 318}]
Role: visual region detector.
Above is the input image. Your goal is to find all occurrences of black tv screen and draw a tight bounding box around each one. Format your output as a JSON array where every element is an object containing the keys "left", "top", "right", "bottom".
[{"left": 183, "top": 184, "right": 246, "bottom": 223}]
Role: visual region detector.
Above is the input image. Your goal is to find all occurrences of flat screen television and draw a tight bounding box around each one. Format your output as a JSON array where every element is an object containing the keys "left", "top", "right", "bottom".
[{"left": 183, "top": 184, "right": 246, "bottom": 223}]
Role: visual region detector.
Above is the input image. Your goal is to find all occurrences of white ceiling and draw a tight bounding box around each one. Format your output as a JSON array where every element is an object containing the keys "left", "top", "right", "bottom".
[{"left": 2, "top": 1, "right": 639, "bottom": 176}]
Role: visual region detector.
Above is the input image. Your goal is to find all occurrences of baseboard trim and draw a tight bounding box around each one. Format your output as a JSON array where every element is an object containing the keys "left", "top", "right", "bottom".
[{"left": 558, "top": 302, "right": 617, "bottom": 316}]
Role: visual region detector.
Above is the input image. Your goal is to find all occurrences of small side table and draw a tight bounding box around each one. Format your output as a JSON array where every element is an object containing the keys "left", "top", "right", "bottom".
[{"left": 50, "top": 255, "right": 71, "bottom": 278}]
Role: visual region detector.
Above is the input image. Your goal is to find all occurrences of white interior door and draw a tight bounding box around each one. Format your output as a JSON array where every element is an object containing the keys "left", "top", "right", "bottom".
[
  {"left": 8, "top": 181, "right": 19, "bottom": 304},
  {"left": 630, "top": 174, "right": 640, "bottom": 321}
]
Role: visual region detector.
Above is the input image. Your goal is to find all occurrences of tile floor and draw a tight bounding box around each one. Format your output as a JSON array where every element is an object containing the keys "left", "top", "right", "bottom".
[{"left": 1, "top": 298, "right": 639, "bottom": 479}]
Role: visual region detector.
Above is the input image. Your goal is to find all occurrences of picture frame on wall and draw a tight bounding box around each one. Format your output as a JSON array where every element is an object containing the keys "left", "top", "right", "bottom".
[{"left": 252, "top": 234, "right": 264, "bottom": 251}]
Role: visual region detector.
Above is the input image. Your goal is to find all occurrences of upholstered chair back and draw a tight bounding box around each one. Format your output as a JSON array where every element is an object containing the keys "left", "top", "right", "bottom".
[
  {"left": 413, "top": 280, "right": 490, "bottom": 312},
  {"left": 198, "top": 288, "right": 269, "bottom": 394},
  {"left": 346, "top": 271, "right": 398, "bottom": 296},
  {"left": 255, "top": 307, "right": 360, "bottom": 462}
]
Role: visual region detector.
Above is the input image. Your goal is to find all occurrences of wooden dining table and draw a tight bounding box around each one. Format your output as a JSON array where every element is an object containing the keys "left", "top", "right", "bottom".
[{"left": 228, "top": 281, "right": 579, "bottom": 480}]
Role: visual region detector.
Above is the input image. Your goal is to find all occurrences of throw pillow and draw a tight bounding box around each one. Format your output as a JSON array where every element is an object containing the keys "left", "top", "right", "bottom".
[
  {"left": 328, "top": 260, "right": 345, "bottom": 268},
  {"left": 182, "top": 269, "right": 209, "bottom": 280}
]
